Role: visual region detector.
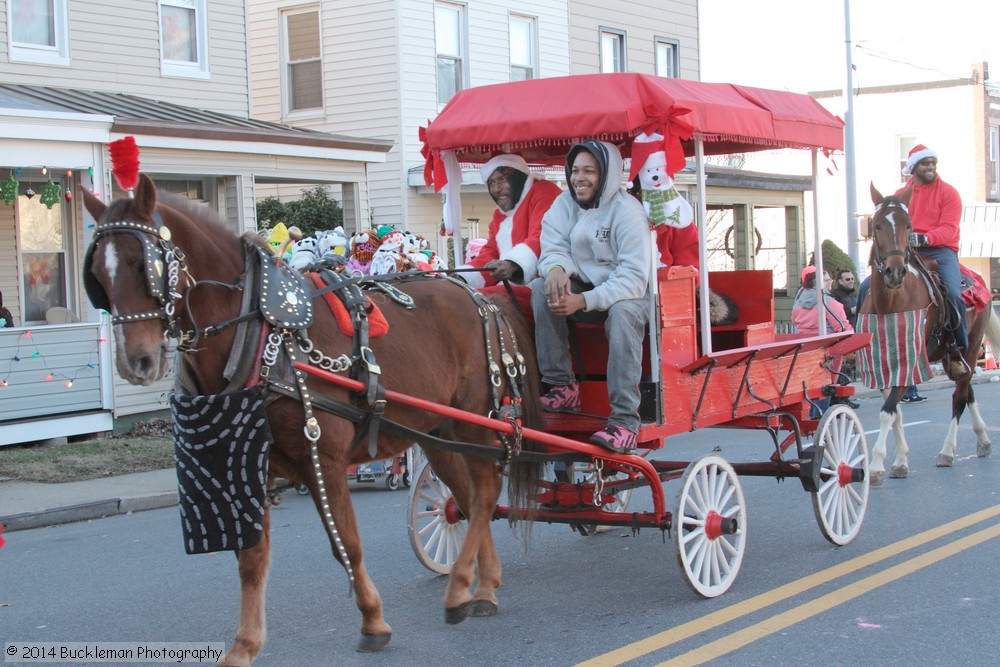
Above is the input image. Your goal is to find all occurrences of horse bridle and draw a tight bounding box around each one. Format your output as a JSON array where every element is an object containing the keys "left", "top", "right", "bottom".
[
  {"left": 83, "top": 213, "right": 194, "bottom": 343},
  {"left": 870, "top": 198, "right": 911, "bottom": 275}
]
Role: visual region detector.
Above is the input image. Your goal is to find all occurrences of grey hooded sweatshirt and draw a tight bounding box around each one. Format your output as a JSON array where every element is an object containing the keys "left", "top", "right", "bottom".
[{"left": 537, "top": 140, "right": 652, "bottom": 312}]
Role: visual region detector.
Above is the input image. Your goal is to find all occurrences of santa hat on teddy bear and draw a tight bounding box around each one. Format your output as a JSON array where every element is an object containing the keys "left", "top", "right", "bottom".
[
  {"left": 902, "top": 144, "right": 938, "bottom": 176},
  {"left": 628, "top": 131, "right": 687, "bottom": 184}
]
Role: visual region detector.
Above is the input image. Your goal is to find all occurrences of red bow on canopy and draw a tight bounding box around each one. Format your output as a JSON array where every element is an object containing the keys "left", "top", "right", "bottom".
[
  {"left": 638, "top": 104, "right": 694, "bottom": 179},
  {"left": 419, "top": 125, "right": 448, "bottom": 192}
]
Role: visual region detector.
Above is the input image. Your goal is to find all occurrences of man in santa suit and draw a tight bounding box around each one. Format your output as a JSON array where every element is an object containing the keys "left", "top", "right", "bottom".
[{"left": 459, "top": 154, "right": 561, "bottom": 323}]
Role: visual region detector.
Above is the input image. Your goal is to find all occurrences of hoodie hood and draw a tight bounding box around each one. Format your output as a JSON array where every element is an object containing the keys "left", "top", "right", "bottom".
[
  {"left": 793, "top": 286, "right": 819, "bottom": 310},
  {"left": 565, "top": 139, "right": 624, "bottom": 210}
]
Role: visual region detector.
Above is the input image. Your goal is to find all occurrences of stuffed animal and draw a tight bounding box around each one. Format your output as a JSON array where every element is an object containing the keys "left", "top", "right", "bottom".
[
  {"left": 403, "top": 233, "right": 434, "bottom": 271},
  {"left": 345, "top": 229, "right": 380, "bottom": 274},
  {"left": 316, "top": 227, "right": 349, "bottom": 269},
  {"left": 630, "top": 132, "right": 693, "bottom": 230},
  {"left": 265, "top": 223, "right": 290, "bottom": 255},
  {"left": 288, "top": 236, "right": 320, "bottom": 271},
  {"left": 369, "top": 230, "right": 408, "bottom": 275}
]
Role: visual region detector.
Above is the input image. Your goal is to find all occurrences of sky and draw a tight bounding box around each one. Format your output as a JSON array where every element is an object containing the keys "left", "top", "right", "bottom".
[{"left": 700, "top": 0, "right": 998, "bottom": 94}]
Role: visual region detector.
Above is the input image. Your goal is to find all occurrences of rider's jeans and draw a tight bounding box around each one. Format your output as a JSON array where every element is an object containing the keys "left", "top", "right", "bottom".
[
  {"left": 530, "top": 277, "right": 648, "bottom": 432},
  {"left": 918, "top": 246, "right": 968, "bottom": 352}
]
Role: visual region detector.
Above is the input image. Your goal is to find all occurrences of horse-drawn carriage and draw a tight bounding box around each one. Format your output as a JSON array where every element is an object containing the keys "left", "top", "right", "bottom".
[{"left": 83, "top": 74, "right": 871, "bottom": 663}]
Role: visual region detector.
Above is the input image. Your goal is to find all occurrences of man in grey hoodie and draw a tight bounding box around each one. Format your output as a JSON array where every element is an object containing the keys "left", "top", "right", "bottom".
[{"left": 530, "top": 139, "right": 653, "bottom": 452}]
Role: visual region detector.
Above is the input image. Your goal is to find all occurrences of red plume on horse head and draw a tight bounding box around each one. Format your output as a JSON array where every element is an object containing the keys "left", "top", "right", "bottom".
[{"left": 108, "top": 136, "right": 140, "bottom": 196}]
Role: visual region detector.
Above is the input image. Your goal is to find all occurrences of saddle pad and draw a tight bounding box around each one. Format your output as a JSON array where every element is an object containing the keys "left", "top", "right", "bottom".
[
  {"left": 170, "top": 385, "right": 272, "bottom": 555},
  {"left": 857, "top": 308, "right": 933, "bottom": 390},
  {"left": 306, "top": 272, "right": 388, "bottom": 338},
  {"left": 959, "top": 265, "right": 990, "bottom": 312}
]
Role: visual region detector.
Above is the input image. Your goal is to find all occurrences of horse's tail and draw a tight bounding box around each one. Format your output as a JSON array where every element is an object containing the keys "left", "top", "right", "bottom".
[
  {"left": 495, "top": 297, "right": 542, "bottom": 533},
  {"left": 985, "top": 306, "right": 1000, "bottom": 364}
]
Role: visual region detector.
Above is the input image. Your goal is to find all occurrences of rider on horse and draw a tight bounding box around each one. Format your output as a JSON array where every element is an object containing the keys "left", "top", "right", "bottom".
[
  {"left": 859, "top": 143, "right": 968, "bottom": 380},
  {"left": 898, "top": 144, "right": 968, "bottom": 379}
]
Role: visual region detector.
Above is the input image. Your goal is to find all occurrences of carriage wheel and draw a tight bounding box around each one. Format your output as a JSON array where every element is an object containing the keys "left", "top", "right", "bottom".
[
  {"left": 407, "top": 462, "right": 467, "bottom": 574},
  {"left": 811, "top": 403, "right": 870, "bottom": 546},
  {"left": 675, "top": 454, "right": 747, "bottom": 598},
  {"left": 385, "top": 473, "right": 401, "bottom": 491}
]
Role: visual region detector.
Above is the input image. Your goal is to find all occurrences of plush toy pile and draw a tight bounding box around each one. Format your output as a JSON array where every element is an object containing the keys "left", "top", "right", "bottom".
[{"left": 261, "top": 224, "right": 447, "bottom": 276}]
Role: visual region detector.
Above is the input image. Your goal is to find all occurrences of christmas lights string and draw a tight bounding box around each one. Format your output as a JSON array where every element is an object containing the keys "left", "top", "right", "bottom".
[
  {"left": 2, "top": 166, "right": 96, "bottom": 207},
  {"left": 0, "top": 329, "right": 104, "bottom": 389}
]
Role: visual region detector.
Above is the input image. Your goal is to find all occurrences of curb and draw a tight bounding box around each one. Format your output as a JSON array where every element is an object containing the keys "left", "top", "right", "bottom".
[{"left": 1, "top": 492, "right": 178, "bottom": 532}]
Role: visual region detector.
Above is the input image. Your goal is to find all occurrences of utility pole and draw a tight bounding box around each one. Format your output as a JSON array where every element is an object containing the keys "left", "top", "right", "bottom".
[{"left": 844, "top": 0, "right": 861, "bottom": 271}]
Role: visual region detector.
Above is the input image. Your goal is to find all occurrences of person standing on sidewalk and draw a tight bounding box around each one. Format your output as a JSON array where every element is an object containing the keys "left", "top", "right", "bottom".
[
  {"left": 831, "top": 269, "right": 859, "bottom": 329},
  {"left": 901, "top": 385, "right": 927, "bottom": 403},
  {"left": 531, "top": 139, "right": 652, "bottom": 453}
]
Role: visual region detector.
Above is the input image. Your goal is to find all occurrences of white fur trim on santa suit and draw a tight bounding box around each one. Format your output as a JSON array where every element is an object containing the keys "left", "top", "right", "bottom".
[
  {"left": 480, "top": 154, "right": 530, "bottom": 182},
  {"left": 902, "top": 145, "right": 938, "bottom": 176}
]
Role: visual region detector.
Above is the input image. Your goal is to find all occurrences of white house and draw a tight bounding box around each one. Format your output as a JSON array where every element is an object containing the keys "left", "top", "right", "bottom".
[{"left": 0, "top": 0, "right": 390, "bottom": 445}]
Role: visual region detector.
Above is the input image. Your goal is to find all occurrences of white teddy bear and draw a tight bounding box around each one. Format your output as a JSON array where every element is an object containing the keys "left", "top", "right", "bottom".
[{"left": 631, "top": 131, "right": 693, "bottom": 229}]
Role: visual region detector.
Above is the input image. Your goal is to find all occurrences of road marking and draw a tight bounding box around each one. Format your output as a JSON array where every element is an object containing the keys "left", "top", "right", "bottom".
[
  {"left": 657, "top": 522, "right": 1000, "bottom": 666},
  {"left": 576, "top": 503, "right": 1000, "bottom": 667},
  {"left": 863, "top": 419, "right": 930, "bottom": 436}
]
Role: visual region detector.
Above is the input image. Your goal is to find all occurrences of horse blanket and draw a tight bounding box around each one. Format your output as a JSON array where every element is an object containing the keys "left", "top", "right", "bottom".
[{"left": 857, "top": 308, "right": 933, "bottom": 389}]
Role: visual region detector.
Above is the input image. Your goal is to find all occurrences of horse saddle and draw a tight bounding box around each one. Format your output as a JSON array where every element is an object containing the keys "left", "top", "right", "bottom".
[{"left": 251, "top": 243, "right": 314, "bottom": 329}]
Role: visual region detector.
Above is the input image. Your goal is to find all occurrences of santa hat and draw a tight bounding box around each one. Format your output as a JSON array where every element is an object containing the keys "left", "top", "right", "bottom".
[
  {"left": 480, "top": 154, "right": 530, "bottom": 183},
  {"left": 903, "top": 144, "right": 938, "bottom": 176},
  {"left": 628, "top": 132, "right": 664, "bottom": 183}
]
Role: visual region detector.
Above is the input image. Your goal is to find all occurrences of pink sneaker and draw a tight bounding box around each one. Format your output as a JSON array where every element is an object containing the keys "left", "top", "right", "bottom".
[
  {"left": 590, "top": 425, "right": 637, "bottom": 453},
  {"left": 540, "top": 383, "right": 581, "bottom": 413}
]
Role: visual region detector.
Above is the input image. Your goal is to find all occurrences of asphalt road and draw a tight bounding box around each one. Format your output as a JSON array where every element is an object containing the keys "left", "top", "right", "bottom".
[{"left": 3, "top": 382, "right": 1000, "bottom": 666}]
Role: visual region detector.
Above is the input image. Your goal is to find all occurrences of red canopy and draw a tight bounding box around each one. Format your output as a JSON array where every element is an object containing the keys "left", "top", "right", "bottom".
[{"left": 421, "top": 73, "right": 844, "bottom": 185}]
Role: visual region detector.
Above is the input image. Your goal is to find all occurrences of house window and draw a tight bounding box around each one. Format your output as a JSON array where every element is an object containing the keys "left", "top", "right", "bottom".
[
  {"left": 435, "top": 3, "right": 465, "bottom": 104},
  {"left": 7, "top": 0, "right": 70, "bottom": 66},
  {"left": 283, "top": 8, "right": 323, "bottom": 113},
  {"left": 655, "top": 38, "right": 678, "bottom": 78},
  {"left": 509, "top": 14, "right": 536, "bottom": 82},
  {"left": 990, "top": 125, "right": 999, "bottom": 198},
  {"left": 898, "top": 135, "right": 917, "bottom": 180},
  {"left": 159, "top": 0, "right": 209, "bottom": 79},
  {"left": 600, "top": 28, "right": 626, "bottom": 73},
  {"left": 17, "top": 185, "right": 70, "bottom": 324}
]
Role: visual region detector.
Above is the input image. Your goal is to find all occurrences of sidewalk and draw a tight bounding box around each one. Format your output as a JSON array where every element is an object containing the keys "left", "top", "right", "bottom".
[
  {"left": 2, "top": 368, "right": 998, "bottom": 532},
  {"left": 0, "top": 468, "right": 178, "bottom": 532}
]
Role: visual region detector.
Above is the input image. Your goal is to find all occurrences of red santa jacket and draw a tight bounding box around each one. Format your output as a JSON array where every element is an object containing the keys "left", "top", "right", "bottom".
[
  {"left": 464, "top": 178, "right": 561, "bottom": 289},
  {"left": 655, "top": 224, "right": 700, "bottom": 272},
  {"left": 896, "top": 176, "right": 961, "bottom": 252}
]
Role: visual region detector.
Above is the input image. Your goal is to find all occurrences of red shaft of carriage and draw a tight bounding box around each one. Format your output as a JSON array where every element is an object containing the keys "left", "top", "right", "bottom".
[{"left": 293, "top": 361, "right": 667, "bottom": 521}]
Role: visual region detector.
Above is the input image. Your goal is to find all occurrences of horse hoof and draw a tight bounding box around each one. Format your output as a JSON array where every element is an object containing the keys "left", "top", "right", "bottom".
[
  {"left": 936, "top": 454, "right": 954, "bottom": 467},
  {"left": 444, "top": 601, "right": 473, "bottom": 625},
  {"left": 870, "top": 471, "right": 885, "bottom": 486},
  {"left": 356, "top": 632, "right": 391, "bottom": 653},
  {"left": 889, "top": 466, "right": 908, "bottom": 479},
  {"left": 977, "top": 443, "right": 992, "bottom": 458},
  {"left": 469, "top": 599, "right": 499, "bottom": 617}
]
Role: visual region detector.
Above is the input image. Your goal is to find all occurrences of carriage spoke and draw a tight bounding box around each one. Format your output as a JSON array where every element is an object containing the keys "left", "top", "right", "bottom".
[{"left": 812, "top": 405, "right": 870, "bottom": 546}]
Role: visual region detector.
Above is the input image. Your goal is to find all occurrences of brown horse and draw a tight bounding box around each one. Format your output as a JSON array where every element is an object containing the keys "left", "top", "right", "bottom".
[
  {"left": 860, "top": 183, "right": 1000, "bottom": 485},
  {"left": 81, "top": 174, "right": 541, "bottom": 665}
]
